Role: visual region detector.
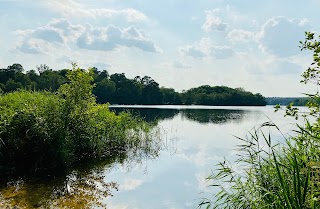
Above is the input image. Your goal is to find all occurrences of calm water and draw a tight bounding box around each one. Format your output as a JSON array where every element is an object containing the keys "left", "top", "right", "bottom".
[
  {"left": 0, "top": 105, "right": 304, "bottom": 208},
  {"left": 104, "top": 105, "right": 301, "bottom": 209}
]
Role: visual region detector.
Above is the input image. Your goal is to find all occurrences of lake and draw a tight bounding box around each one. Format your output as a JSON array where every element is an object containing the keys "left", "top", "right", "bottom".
[{"left": 0, "top": 105, "right": 303, "bottom": 208}]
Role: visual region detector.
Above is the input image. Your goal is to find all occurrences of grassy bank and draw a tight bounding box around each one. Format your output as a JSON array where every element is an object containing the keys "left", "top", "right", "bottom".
[{"left": 0, "top": 64, "right": 155, "bottom": 176}]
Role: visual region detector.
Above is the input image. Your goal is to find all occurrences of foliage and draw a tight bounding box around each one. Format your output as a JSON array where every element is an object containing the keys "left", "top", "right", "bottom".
[
  {"left": 266, "top": 97, "right": 309, "bottom": 106},
  {"left": 0, "top": 64, "right": 266, "bottom": 106},
  {"left": 181, "top": 85, "right": 266, "bottom": 106},
  {"left": 199, "top": 32, "right": 320, "bottom": 208},
  {"left": 0, "top": 65, "right": 153, "bottom": 176},
  {"left": 0, "top": 91, "right": 65, "bottom": 174}
]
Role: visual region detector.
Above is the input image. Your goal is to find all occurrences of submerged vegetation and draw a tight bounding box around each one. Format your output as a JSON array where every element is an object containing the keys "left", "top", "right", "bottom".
[
  {"left": 199, "top": 32, "right": 320, "bottom": 208},
  {"left": 0, "top": 64, "right": 266, "bottom": 106},
  {"left": 0, "top": 64, "right": 157, "bottom": 177}
]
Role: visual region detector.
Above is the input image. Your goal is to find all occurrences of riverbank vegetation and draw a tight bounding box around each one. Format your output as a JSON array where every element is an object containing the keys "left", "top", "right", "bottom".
[
  {"left": 266, "top": 97, "right": 309, "bottom": 106},
  {"left": 0, "top": 64, "right": 157, "bottom": 177},
  {"left": 199, "top": 32, "right": 320, "bottom": 208},
  {"left": 0, "top": 64, "right": 266, "bottom": 106}
]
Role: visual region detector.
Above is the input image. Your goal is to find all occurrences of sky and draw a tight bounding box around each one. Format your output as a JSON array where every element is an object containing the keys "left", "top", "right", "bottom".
[{"left": 1, "top": 0, "right": 319, "bottom": 97}]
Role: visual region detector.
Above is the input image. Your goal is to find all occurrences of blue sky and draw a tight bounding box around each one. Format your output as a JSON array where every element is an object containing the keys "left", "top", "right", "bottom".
[{"left": 1, "top": 0, "right": 319, "bottom": 96}]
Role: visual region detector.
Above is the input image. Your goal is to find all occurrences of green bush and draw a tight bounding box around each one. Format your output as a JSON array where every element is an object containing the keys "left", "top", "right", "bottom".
[
  {"left": 0, "top": 91, "right": 65, "bottom": 174},
  {"left": 0, "top": 64, "right": 152, "bottom": 175}
]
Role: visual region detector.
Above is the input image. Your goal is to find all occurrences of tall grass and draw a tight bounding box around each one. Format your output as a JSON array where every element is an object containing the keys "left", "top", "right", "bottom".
[{"left": 198, "top": 120, "right": 320, "bottom": 209}]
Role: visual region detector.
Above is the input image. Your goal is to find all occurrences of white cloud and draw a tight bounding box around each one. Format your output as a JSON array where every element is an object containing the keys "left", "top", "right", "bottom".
[
  {"left": 162, "top": 60, "right": 192, "bottom": 69},
  {"left": 14, "top": 19, "right": 159, "bottom": 54},
  {"left": 15, "top": 40, "right": 43, "bottom": 54},
  {"left": 14, "top": 19, "right": 84, "bottom": 54},
  {"left": 226, "top": 16, "right": 311, "bottom": 58},
  {"left": 243, "top": 56, "right": 302, "bottom": 75},
  {"left": 180, "top": 46, "right": 207, "bottom": 58},
  {"left": 180, "top": 38, "right": 234, "bottom": 59},
  {"left": 195, "top": 173, "right": 212, "bottom": 192},
  {"left": 92, "top": 8, "right": 147, "bottom": 22},
  {"left": 14, "top": 38, "right": 67, "bottom": 55},
  {"left": 180, "top": 38, "right": 212, "bottom": 58},
  {"left": 32, "top": 28, "right": 64, "bottom": 44},
  {"left": 76, "top": 24, "right": 161, "bottom": 53},
  {"left": 202, "top": 9, "right": 228, "bottom": 32},
  {"left": 172, "top": 60, "right": 191, "bottom": 69},
  {"left": 211, "top": 45, "right": 234, "bottom": 59},
  {"left": 227, "top": 29, "right": 256, "bottom": 42},
  {"left": 257, "top": 16, "right": 309, "bottom": 57},
  {"left": 16, "top": 27, "right": 64, "bottom": 45},
  {"left": 47, "top": 19, "right": 84, "bottom": 37},
  {"left": 41, "top": 0, "right": 147, "bottom": 22}
]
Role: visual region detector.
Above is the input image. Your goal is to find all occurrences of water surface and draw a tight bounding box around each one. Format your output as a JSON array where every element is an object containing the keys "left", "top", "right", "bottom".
[
  {"left": 0, "top": 105, "right": 302, "bottom": 208},
  {"left": 104, "top": 105, "right": 300, "bottom": 209}
]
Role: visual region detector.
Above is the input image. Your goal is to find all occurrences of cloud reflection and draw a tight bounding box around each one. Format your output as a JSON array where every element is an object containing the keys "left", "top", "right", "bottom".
[{"left": 120, "top": 178, "right": 143, "bottom": 191}]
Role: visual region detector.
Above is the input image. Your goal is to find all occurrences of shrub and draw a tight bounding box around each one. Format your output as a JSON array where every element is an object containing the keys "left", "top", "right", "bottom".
[{"left": 0, "top": 64, "right": 153, "bottom": 176}]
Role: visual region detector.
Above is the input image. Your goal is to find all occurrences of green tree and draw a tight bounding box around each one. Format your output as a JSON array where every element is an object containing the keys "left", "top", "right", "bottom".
[
  {"left": 5, "top": 78, "right": 23, "bottom": 92},
  {"left": 93, "top": 78, "right": 116, "bottom": 103},
  {"left": 160, "top": 87, "right": 182, "bottom": 104},
  {"left": 37, "top": 67, "right": 67, "bottom": 91},
  {"left": 110, "top": 73, "right": 141, "bottom": 104},
  {"left": 59, "top": 64, "right": 95, "bottom": 111},
  {"left": 8, "top": 63, "right": 24, "bottom": 73},
  {"left": 140, "top": 76, "right": 162, "bottom": 104}
]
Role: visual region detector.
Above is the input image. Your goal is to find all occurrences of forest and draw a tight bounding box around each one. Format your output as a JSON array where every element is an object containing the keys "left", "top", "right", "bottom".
[
  {"left": 0, "top": 64, "right": 266, "bottom": 106},
  {"left": 266, "top": 97, "right": 309, "bottom": 106}
]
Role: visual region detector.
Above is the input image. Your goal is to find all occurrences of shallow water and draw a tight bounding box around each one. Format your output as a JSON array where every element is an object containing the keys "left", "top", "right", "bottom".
[{"left": 0, "top": 105, "right": 304, "bottom": 208}]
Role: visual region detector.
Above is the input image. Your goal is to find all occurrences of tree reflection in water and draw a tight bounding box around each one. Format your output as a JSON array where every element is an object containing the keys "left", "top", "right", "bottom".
[
  {"left": 0, "top": 126, "right": 164, "bottom": 209},
  {"left": 180, "top": 109, "right": 245, "bottom": 124},
  {"left": 0, "top": 158, "right": 119, "bottom": 208},
  {"left": 111, "top": 107, "right": 247, "bottom": 124}
]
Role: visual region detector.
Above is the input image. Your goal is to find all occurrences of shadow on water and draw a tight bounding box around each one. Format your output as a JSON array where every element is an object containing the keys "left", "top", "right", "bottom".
[
  {"left": 110, "top": 107, "right": 179, "bottom": 123},
  {"left": 110, "top": 107, "right": 247, "bottom": 124},
  {"left": 0, "top": 157, "right": 121, "bottom": 209},
  {"left": 0, "top": 127, "right": 164, "bottom": 209},
  {"left": 180, "top": 109, "right": 246, "bottom": 124}
]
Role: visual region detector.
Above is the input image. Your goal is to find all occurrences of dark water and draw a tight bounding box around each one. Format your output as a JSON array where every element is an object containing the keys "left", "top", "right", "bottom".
[{"left": 0, "top": 106, "right": 301, "bottom": 209}]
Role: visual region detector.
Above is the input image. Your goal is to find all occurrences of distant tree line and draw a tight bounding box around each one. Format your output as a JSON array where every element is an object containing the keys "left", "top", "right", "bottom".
[
  {"left": 266, "top": 97, "right": 309, "bottom": 106},
  {"left": 0, "top": 63, "right": 266, "bottom": 106}
]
